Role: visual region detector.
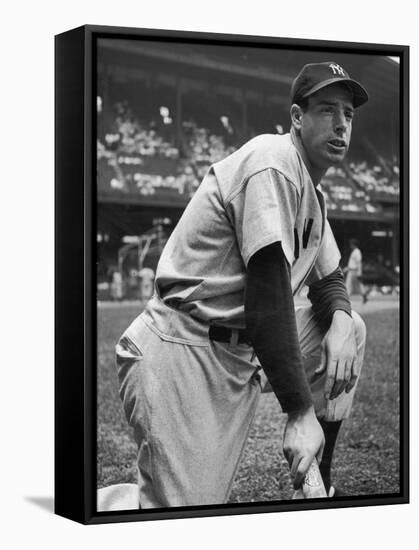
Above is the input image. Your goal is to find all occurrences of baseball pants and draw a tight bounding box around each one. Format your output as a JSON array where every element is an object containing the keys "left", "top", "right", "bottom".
[{"left": 115, "top": 296, "right": 366, "bottom": 508}]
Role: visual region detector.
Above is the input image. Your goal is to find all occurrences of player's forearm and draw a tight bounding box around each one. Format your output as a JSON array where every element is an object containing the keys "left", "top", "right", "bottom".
[
  {"left": 245, "top": 242, "right": 313, "bottom": 414},
  {"left": 307, "top": 266, "right": 352, "bottom": 331}
]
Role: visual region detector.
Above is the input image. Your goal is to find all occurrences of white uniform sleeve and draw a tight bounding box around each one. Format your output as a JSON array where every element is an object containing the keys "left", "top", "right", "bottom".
[
  {"left": 227, "top": 168, "right": 299, "bottom": 267},
  {"left": 306, "top": 219, "right": 341, "bottom": 285}
]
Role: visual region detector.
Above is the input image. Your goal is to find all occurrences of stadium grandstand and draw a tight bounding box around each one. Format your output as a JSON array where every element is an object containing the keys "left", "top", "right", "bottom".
[{"left": 96, "top": 38, "right": 400, "bottom": 300}]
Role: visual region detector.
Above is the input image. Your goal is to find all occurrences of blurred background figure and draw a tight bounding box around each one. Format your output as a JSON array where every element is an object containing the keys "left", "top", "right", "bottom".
[
  {"left": 110, "top": 269, "right": 124, "bottom": 301},
  {"left": 344, "top": 238, "right": 369, "bottom": 303},
  {"left": 138, "top": 267, "right": 155, "bottom": 303}
]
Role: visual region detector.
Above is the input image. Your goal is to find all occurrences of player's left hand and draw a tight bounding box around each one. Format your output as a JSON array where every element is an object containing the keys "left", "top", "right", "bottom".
[{"left": 315, "top": 310, "right": 359, "bottom": 400}]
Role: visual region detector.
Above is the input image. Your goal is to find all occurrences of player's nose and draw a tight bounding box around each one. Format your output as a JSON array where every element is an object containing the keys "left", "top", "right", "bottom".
[{"left": 334, "top": 110, "right": 349, "bottom": 134}]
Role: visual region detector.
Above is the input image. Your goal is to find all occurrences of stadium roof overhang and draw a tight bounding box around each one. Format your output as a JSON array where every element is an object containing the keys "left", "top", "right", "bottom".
[
  {"left": 98, "top": 39, "right": 400, "bottom": 156},
  {"left": 99, "top": 39, "right": 399, "bottom": 108}
]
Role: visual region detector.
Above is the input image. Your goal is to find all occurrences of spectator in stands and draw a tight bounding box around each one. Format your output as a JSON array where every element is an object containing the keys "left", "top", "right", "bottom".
[{"left": 344, "top": 239, "right": 369, "bottom": 304}]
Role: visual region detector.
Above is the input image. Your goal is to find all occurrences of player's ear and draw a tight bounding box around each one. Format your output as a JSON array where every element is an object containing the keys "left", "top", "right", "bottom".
[{"left": 290, "top": 104, "right": 304, "bottom": 130}]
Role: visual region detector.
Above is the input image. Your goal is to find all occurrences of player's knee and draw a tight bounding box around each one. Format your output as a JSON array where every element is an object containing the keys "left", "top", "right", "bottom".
[{"left": 352, "top": 311, "right": 366, "bottom": 345}]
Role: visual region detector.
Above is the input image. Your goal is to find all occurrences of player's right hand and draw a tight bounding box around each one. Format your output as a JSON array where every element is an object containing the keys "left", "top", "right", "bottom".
[{"left": 283, "top": 406, "right": 325, "bottom": 490}]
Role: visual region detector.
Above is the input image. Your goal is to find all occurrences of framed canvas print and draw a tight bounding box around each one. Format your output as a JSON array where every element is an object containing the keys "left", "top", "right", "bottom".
[{"left": 55, "top": 25, "right": 409, "bottom": 525}]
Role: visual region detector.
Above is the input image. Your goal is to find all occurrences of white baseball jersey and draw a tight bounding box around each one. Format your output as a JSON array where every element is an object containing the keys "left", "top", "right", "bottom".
[{"left": 155, "top": 133, "right": 341, "bottom": 328}]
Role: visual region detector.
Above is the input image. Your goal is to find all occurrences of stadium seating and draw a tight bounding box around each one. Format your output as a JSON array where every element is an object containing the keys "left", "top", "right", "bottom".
[
  {"left": 98, "top": 100, "right": 400, "bottom": 208},
  {"left": 348, "top": 161, "right": 400, "bottom": 198}
]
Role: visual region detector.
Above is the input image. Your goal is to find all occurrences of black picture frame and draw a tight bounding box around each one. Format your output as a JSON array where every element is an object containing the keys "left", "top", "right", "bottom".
[{"left": 55, "top": 24, "right": 409, "bottom": 525}]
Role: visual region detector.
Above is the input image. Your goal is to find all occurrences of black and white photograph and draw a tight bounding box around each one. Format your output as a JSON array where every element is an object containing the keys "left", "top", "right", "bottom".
[
  {"left": 3, "top": 0, "right": 419, "bottom": 544},
  {"left": 93, "top": 29, "right": 407, "bottom": 517}
]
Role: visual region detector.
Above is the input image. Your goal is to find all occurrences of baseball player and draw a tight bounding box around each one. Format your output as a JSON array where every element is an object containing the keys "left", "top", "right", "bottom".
[
  {"left": 344, "top": 238, "right": 369, "bottom": 303},
  {"left": 115, "top": 62, "right": 368, "bottom": 508},
  {"left": 138, "top": 266, "right": 155, "bottom": 303}
]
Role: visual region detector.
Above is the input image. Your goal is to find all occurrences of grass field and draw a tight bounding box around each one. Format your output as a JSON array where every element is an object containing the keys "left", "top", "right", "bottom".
[{"left": 97, "top": 297, "right": 400, "bottom": 501}]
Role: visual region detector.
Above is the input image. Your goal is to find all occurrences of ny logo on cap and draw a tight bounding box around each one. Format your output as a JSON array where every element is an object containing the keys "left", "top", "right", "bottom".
[{"left": 329, "top": 63, "right": 346, "bottom": 77}]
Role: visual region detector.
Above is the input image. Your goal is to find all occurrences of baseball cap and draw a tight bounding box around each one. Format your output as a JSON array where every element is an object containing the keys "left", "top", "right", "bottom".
[{"left": 291, "top": 62, "right": 369, "bottom": 108}]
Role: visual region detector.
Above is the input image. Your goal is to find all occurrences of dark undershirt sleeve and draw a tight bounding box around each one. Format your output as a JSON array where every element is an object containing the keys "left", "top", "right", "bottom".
[
  {"left": 245, "top": 241, "right": 313, "bottom": 414},
  {"left": 307, "top": 267, "right": 352, "bottom": 332}
]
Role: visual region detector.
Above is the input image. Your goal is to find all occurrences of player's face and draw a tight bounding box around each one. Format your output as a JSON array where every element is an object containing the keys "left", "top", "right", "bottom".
[{"left": 299, "top": 84, "right": 354, "bottom": 170}]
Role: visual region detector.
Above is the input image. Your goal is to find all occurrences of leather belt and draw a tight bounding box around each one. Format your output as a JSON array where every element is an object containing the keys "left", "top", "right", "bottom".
[{"left": 208, "top": 325, "right": 252, "bottom": 345}]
